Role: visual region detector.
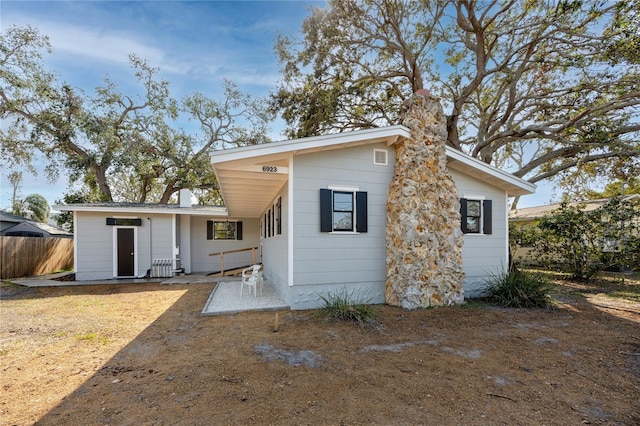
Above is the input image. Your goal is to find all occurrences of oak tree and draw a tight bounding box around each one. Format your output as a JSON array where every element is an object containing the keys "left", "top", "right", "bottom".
[{"left": 272, "top": 0, "right": 640, "bottom": 200}]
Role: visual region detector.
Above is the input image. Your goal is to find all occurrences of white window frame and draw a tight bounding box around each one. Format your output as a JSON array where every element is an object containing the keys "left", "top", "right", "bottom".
[{"left": 328, "top": 185, "right": 360, "bottom": 234}]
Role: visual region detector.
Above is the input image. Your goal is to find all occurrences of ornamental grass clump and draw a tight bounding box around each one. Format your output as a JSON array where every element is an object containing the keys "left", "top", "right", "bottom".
[
  {"left": 318, "top": 288, "right": 379, "bottom": 328},
  {"left": 483, "top": 270, "right": 553, "bottom": 309}
]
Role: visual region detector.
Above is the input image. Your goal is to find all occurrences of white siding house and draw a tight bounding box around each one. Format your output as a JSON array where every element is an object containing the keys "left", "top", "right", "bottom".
[
  {"left": 210, "top": 125, "right": 535, "bottom": 309},
  {"left": 56, "top": 199, "right": 260, "bottom": 281},
  {"left": 57, "top": 125, "right": 533, "bottom": 308}
]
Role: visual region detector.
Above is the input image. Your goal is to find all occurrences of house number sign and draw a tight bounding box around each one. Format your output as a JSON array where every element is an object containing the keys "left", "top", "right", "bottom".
[{"left": 262, "top": 166, "right": 278, "bottom": 173}]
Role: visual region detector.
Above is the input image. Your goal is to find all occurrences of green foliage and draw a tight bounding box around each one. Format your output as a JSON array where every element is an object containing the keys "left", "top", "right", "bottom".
[
  {"left": 272, "top": 0, "right": 640, "bottom": 186},
  {"left": 1, "top": 26, "right": 273, "bottom": 205},
  {"left": 483, "top": 270, "right": 553, "bottom": 309},
  {"left": 11, "top": 190, "right": 50, "bottom": 223},
  {"left": 54, "top": 189, "right": 102, "bottom": 232},
  {"left": 21, "top": 194, "right": 50, "bottom": 223},
  {"left": 317, "top": 287, "right": 379, "bottom": 328},
  {"left": 530, "top": 197, "right": 640, "bottom": 279},
  {"left": 509, "top": 221, "right": 542, "bottom": 262},
  {"left": 585, "top": 177, "right": 640, "bottom": 199}
]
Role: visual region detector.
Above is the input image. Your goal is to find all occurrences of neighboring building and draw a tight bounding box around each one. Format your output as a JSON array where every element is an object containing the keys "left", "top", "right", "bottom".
[
  {"left": 509, "top": 194, "right": 640, "bottom": 225},
  {"left": 56, "top": 125, "right": 534, "bottom": 309},
  {"left": 0, "top": 211, "right": 73, "bottom": 238},
  {"left": 509, "top": 194, "right": 640, "bottom": 266}
]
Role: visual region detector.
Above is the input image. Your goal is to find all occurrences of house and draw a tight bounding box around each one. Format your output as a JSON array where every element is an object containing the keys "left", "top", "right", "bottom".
[
  {"left": 0, "top": 211, "right": 73, "bottom": 238},
  {"left": 209, "top": 124, "right": 534, "bottom": 309},
  {"left": 51, "top": 200, "right": 258, "bottom": 280},
  {"left": 55, "top": 96, "right": 535, "bottom": 310}
]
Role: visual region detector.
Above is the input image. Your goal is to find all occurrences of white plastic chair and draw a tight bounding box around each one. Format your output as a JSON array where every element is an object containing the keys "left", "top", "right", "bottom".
[{"left": 241, "top": 264, "right": 262, "bottom": 297}]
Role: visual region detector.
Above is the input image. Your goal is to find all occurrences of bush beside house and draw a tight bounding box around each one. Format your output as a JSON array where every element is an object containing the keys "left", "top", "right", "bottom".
[{"left": 510, "top": 196, "right": 640, "bottom": 279}]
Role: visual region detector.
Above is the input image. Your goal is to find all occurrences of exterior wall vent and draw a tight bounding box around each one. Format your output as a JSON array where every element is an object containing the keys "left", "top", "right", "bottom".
[{"left": 374, "top": 148, "right": 388, "bottom": 165}]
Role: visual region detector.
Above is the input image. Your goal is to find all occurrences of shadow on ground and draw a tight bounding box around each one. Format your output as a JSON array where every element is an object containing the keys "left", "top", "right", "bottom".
[{"left": 2, "top": 281, "right": 639, "bottom": 425}]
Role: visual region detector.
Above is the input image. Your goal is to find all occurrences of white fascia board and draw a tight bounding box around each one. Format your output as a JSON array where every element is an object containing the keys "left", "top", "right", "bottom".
[
  {"left": 445, "top": 146, "right": 536, "bottom": 195},
  {"left": 52, "top": 205, "right": 229, "bottom": 217},
  {"left": 210, "top": 125, "right": 411, "bottom": 164}
]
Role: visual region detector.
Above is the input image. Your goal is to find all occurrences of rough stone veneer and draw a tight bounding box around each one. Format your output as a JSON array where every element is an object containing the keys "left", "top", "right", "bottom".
[{"left": 385, "top": 91, "right": 465, "bottom": 309}]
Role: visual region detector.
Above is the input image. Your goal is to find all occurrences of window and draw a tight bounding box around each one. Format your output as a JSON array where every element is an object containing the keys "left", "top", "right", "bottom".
[
  {"left": 271, "top": 205, "right": 275, "bottom": 236},
  {"left": 460, "top": 198, "right": 492, "bottom": 234},
  {"left": 106, "top": 218, "right": 142, "bottom": 226},
  {"left": 207, "top": 221, "right": 243, "bottom": 240},
  {"left": 320, "top": 188, "right": 368, "bottom": 233},
  {"left": 333, "top": 192, "right": 354, "bottom": 231},
  {"left": 276, "top": 197, "right": 282, "bottom": 235},
  {"left": 263, "top": 213, "right": 267, "bottom": 238},
  {"left": 262, "top": 198, "right": 283, "bottom": 239},
  {"left": 373, "top": 148, "right": 388, "bottom": 165}
]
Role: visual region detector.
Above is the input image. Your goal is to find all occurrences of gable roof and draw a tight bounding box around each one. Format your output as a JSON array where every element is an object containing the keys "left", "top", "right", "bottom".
[
  {"left": 0, "top": 211, "right": 72, "bottom": 237},
  {"left": 210, "top": 125, "right": 535, "bottom": 217},
  {"left": 1, "top": 211, "right": 31, "bottom": 223}
]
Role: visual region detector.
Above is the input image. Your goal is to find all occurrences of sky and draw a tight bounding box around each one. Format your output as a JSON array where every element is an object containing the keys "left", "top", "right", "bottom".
[{"left": 1, "top": 0, "right": 555, "bottom": 212}]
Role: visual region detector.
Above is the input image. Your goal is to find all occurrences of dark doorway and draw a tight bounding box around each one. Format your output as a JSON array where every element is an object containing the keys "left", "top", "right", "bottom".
[{"left": 117, "top": 228, "right": 135, "bottom": 277}]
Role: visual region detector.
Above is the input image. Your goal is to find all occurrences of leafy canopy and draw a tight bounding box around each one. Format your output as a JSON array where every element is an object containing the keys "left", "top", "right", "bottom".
[
  {"left": 272, "top": 0, "right": 640, "bottom": 192},
  {"left": 1, "top": 25, "right": 273, "bottom": 204}
]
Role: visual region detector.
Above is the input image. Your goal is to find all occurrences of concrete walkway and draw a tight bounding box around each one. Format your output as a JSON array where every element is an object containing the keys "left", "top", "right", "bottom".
[
  {"left": 8, "top": 272, "right": 290, "bottom": 314},
  {"left": 9, "top": 272, "right": 223, "bottom": 287}
]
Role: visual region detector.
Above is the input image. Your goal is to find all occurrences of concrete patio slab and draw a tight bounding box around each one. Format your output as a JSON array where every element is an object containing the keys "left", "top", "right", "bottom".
[
  {"left": 11, "top": 276, "right": 160, "bottom": 287},
  {"left": 202, "top": 280, "right": 289, "bottom": 315}
]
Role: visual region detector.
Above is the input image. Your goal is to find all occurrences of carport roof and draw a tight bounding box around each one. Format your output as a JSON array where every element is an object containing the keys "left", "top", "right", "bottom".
[{"left": 52, "top": 203, "right": 228, "bottom": 217}]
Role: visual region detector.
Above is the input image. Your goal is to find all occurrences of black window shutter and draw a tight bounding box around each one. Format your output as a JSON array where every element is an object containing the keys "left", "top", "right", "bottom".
[
  {"left": 460, "top": 198, "right": 468, "bottom": 233},
  {"left": 483, "top": 200, "right": 492, "bottom": 234},
  {"left": 355, "top": 191, "right": 368, "bottom": 233},
  {"left": 236, "top": 221, "right": 243, "bottom": 240},
  {"left": 207, "top": 220, "right": 213, "bottom": 240},
  {"left": 320, "top": 189, "right": 332, "bottom": 232}
]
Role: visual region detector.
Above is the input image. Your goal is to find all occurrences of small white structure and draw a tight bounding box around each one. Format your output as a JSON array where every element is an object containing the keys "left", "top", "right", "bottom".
[{"left": 57, "top": 125, "right": 534, "bottom": 309}]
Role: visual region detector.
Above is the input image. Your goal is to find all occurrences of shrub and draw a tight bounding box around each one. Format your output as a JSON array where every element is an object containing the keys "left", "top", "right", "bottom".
[
  {"left": 318, "top": 287, "right": 379, "bottom": 328},
  {"left": 482, "top": 270, "right": 552, "bottom": 309},
  {"left": 529, "top": 198, "right": 640, "bottom": 279}
]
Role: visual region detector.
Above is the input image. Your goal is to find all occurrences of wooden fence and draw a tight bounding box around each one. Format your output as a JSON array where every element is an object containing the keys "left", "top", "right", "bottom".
[{"left": 1, "top": 236, "right": 74, "bottom": 279}]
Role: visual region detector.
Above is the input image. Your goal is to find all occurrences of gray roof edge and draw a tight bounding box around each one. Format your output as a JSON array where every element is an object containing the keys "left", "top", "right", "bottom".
[
  {"left": 209, "top": 125, "right": 411, "bottom": 163},
  {"left": 53, "top": 203, "right": 229, "bottom": 216},
  {"left": 444, "top": 146, "right": 536, "bottom": 195}
]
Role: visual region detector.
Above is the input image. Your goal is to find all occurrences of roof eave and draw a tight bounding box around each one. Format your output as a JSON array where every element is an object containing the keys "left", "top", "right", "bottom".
[
  {"left": 52, "top": 205, "right": 229, "bottom": 217},
  {"left": 210, "top": 125, "right": 411, "bottom": 164},
  {"left": 445, "top": 147, "right": 536, "bottom": 197}
]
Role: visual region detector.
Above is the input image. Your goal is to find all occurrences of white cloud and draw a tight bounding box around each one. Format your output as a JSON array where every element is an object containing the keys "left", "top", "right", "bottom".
[{"left": 8, "top": 14, "right": 191, "bottom": 75}]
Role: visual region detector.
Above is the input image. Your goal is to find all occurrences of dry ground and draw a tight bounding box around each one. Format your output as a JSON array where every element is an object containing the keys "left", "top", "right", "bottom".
[{"left": 1, "top": 272, "right": 639, "bottom": 425}]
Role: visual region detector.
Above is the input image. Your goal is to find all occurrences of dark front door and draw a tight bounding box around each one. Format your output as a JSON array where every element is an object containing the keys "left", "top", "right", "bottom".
[{"left": 117, "top": 228, "right": 135, "bottom": 276}]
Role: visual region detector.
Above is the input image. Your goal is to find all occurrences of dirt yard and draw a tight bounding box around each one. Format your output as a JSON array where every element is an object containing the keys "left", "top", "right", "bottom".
[{"left": 1, "top": 273, "right": 639, "bottom": 425}]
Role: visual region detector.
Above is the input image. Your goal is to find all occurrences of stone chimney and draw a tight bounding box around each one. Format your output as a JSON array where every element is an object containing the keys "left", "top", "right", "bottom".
[{"left": 385, "top": 90, "right": 465, "bottom": 309}]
